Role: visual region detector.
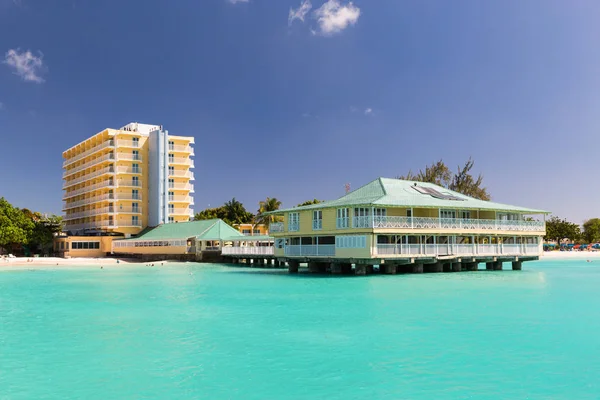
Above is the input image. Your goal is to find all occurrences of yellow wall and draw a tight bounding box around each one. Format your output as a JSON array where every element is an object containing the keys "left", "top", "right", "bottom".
[
  {"left": 113, "top": 245, "right": 188, "bottom": 255},
  {"left": 54, "top": 236, "right": 115, "bottom": 258}
]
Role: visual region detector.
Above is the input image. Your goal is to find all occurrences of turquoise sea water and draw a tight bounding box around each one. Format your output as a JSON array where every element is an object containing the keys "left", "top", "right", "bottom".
[{"left": 1, "top": 260, "right": 599, "bottom": 399}]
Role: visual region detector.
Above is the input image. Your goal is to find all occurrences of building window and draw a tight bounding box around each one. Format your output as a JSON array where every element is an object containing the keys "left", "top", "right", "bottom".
[
  {"left": 168, "top": 217, "right": 174, "bottom": 223},
  {"left": 132, "top": 163, "right": 140, "bottom": 174},
  {"left": 169, "top": 191, "right": 175, "bottom": 201},
  {"left": 335, "top": 236, "right": 367, "bottom": 249},
  {"left": 168, "top": 179, "right": 174, "bottom": 189},
  {"left": 253, "top": 229, "right": 261, "bottom": 235},
  {"left": 354, "top": 207, "right": 371, "bottom": 228},
  {"left": 132, "top": 176, "right": 139, "bottom": 187},
  {"left": 242, "top": 229, "right": 251, "bottom": 235},
  {"left": 169, "top": 154, "right": 174, "bottom": 163},
  {"left": 169, "top": 166, "right": 175, "bottom": 176},
  {"left": 460, "top": 210, "right": 470, "bottom": 219},
  {"left": 312, "top": 210, "right": 322, "bottom": 230},
  {"left": 132, "top": 215, "right": 139, "bottom": 226},
  {"left": 132, "top": 203, "right": 139, "bottom": 213},
  {"left": 289, "top": 212, "right": 300, "bottom": 232},
  {"left": 169, "top": 203, "right": 175, "bottom": 213},
  {"left": 132, "top": 189, "right": 139, "bottom": 200},
  {"left": 440, "top": 210, "right": 456, "bottom": 219},
  {"left": 72, "top": 242, "right": 101, "bottom": 250},
  {"left": 132, "top": 150, "right": 140, "bottom": 160},
  {"left": 169, "top": 141, "right": 174, "bottom": 151},
  {"left": 337, "top": 208, "right": 349, "bottom": 229},
  {"left": 132, "top": 137, "right": 139, "bottom": 147}
]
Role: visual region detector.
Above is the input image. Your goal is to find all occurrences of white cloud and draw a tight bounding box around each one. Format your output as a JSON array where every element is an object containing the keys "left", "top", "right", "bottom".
[
  {"left": 365, "top": 108, "right": 373, "bottom": 115},
  {"left": 289, "top": 0, "right": 312, "bottom": 26},
  {"left": 313, "top": 0, "right": 360, "bottom": 36},
  {"left": 3, "top": 49, "right": 45, "bottom": 83}
]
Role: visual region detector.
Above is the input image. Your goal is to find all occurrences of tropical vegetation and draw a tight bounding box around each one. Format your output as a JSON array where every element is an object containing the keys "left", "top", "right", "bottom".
[
  {"left": 544, "top": 216, "right": 581, "bottom": 244},
  {"left": 0, "top": 197, "right": 63, "bottom": 256},
  {"left": 398, "top": 158, "right": 491, "bottom": 201}
]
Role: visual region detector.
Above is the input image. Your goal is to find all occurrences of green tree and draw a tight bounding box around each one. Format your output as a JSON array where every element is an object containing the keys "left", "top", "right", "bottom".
[
  {"left": 195, "top": 199, "right": 254, "bottom": 227},
  {"left": 256, "top": 197, "right": 283, "bottom": 228},
  {"left": 297, "top": 199, "right": 323, "bottom": 207},
  {"left": 545, "top": 216, "right": 581, "bottom": 244},
  {"left": 398, "top": 158, "right": 491, "bottom": 200},
  {"left": 0, "top": 198, "right": 34, "bottom": 254},
  {"left": 582, "top": 218, "right": 600, "bottom": 243}
]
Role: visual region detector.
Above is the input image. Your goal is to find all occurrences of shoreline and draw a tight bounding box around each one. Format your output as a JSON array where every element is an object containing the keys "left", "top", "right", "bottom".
[{"left": 0, "top": 257, "right": 189, "bottom": 270}]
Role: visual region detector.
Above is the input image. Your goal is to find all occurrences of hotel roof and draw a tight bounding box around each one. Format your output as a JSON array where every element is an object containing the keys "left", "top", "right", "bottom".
[
  {"left": 270, "top": 178, "right": 548, "bottom": 214},
  {"left": 117, "top": 219, "right": 248, "bottom": 242}
]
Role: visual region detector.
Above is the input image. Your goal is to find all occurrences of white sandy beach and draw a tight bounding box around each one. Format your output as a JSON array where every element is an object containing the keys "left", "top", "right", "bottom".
[
  {"left": 541, "top": 251, "right": 600, "bottom": 260},
  {"left": 0, "top": 257, "right": 188, "bottom": 270}
]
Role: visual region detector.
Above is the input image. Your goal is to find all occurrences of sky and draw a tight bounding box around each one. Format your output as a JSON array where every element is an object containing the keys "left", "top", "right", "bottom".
[{"left": 0, "top": 0, "right": 599, "bottom": 224}]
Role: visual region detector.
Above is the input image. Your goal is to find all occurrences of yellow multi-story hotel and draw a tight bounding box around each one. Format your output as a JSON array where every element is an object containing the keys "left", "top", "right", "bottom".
[{"left": 62, "top": 122, "right": 195, "bottom": 241}]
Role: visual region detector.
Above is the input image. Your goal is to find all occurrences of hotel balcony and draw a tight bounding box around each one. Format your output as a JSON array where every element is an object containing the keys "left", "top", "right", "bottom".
[
  {"left": 65, "top": 220, "right": 142, "bottom": 231},
  {"left": 115, "top": 140, "right": 141, "bottom": 148},
  {"left": 168, "top": 170, "right": 194, "bottom": 179},
  {"left": 62, "top": 193, "right": 143, "bottom": 210},
  {"left": 168, "top": 183, "right": 194, "bottom": 192},
  {"left": 63, "top": 166, "right": 114, "bottom": 189},
  {"left": 168, "top": 144, "right": 194, "bottom": 154},
  {"left": 281, "top": 243, "right": 540, "bottom": 258},
  {"left": 63, "top": 153, "right": 115, "bottom": 178},
  {"left": 117, "top": 180, "right": 142, "bottom": 188},
  {"left": 269, "top": 217, "right": 545, "bottom": 234},
  {"left": 374, "top": 243, "right": 540, "bottom": 257},
  {"left": 168, "top": 195, "right": 194, "bottom": 204},
  {"left": 63, "top": 180, "right": 115, "bottom": 199},
  {"left": 63, "top": 140, "right": 115, "bottom": 168},
  {"left": 116, "top": 166, "right": 142, "bottom": 174},
  {"left": 169, "top": 157, "right": 194, "bottom": 167},
  {"left": 116, "top": 154, "right": 143, "bottom": 162},
  {"left": 170, "top": 208, "right": 194, "bottom": 218}
]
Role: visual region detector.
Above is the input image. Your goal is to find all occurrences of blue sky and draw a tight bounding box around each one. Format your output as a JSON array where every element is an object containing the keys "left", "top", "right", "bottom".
[{"left": 1, "top": 0, "right": 598, "bottom": 224}]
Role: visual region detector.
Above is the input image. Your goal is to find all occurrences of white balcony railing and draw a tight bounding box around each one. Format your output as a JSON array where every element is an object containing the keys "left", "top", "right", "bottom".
[
  {"left": 63, "top": 180, "right": 115, "bottom": 199},
  {"left": 351, "top": 216, "right": 545, "bottom": 232},
  {"left": 222, "top": 247, "right": 275, "bottom": 256},
  {"left": 374, "top": 243, "right": 540, "bottom": 257},
  {"left": 63, "top": 153, "right": 115, "bottom": 178},
  {"left": 284, "top": 245, "right": 335, "bottom": 257},
  {"left": 169, "top": 208, "right": 193, "bottom": 216},
  {"left": 168, "top": 183, "right": 194, "bottom": 191},
  {"left": 63, "top": 166, "right": 114, "bottom": 189},
  {"left": 116, "top": 166, "right": 142, "bottom": 174},
  {"left": 168, "top": 195, "right": 193, "bottom": 203},
  {"left": 62, "top": 193, "right": 142, "bottom": 210},
  {"left": 63, "top": 140, "right": 115, "bottom": 167},
  {"left": 116, "top": 154, "right": 142, "bottom": 162},
  {"left": 169, "top": 144, "right": 194, "bottom": 153},
  {"left": 115, "top": 140, "right": 140, "bottom": 148},
  {"left": 117, "top": 180, "right": 141, "bottom": 187},
  {"left": 168, "top": 170, "right": 194, "bottom": 179},
  {"left": 169, "top": 157, "right": 194, "bottom": 167}
]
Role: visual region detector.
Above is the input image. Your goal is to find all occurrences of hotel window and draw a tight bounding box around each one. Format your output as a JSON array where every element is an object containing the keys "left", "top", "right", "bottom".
[
  {"left": 168, "top": 217, "right": 174, "bottom": 223},
  {"left": 169, "top": 203, "right": 175, "bottom": 213},
  {"left": 168, "top": 179, "right": 174, "bottom": 189},
  {"left": 132, "top": 150, "right": 140, "bottom": 160},
  {"left": 132, "top": 189, "right": 139, "bottom": 200},
  {"left": 169, "top": 166, "right": 175, "bottom": 176},
  {"left": 242, "top": 229, "right": 251, "bottom": 235},
  {"left": 335, "top": 235, "right": 367, "bottom": 249},
  {"left": 72, "top": 242, "right": 101, "bottom": 250},
  {"left": 336, "top": 208, "right": 349, "bottom": 229},
  {"left": 169, "top": 154, "right": 174, "bottom": 163},
  {"left": 132, "top": 137, "right": 139, "bottom": 148},
  {"left": 460, "top": 210, "right": 471, "bottom": 219},
  {"left": 440, "top": 210, "right": 456, "bottom": 219},
  {"left": 132, "top": 203, "right": 139, "bottom": 213},
  {"left": 253, "top": 229, "right": 261, "bottom": 235},
  {"left": 132, "top": 176, "right": 139, "bottom": 187},
  {"left": 312, "top": 210, "right": 323, "bottom": 230},
  {"left": 354, "top": 208, "right": 371, "bottom": 228},
  {"left": 289, "top": 212, "right": 300, "bottom": 232},
  {"left": 132, "top": 163, "right": 140, "bottom": 174},
  {"left": 169, "top": 191, "right": 175, "bottom": 201},
  {"left": 169, "top": 141, "right": 175, "bottom": 151},
  {"left": 132, "top": 215, "right": 139, "bottom": 226}
]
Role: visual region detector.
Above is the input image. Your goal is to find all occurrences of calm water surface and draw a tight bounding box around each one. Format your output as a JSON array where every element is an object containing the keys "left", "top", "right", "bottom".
[{"left": 1, "top": 260, "right": 599, "bottom": 399}]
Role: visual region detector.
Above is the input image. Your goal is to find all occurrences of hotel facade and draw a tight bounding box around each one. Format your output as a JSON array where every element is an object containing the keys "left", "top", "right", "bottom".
[
  {"left": 61, "top": 122, "right": 195, "bottom": 242},
  {"left": 266, "top": 178, "right": 548, "bottom": 274}
]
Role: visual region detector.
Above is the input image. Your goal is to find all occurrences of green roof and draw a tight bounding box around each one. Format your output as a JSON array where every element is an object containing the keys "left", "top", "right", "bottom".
[
  {"left": 270, "top": 178, "right": 548, "bottom": 214},
  {"left": 118, "top": 219, "right": 247, "bottom": 242},
  {"left": 224, "top": 235, "right": 273, "bottom": 241}
]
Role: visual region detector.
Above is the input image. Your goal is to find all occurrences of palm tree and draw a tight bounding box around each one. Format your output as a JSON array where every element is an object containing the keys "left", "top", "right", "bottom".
[{"left": 256, "top": 197, "right": 282, "bottom": 229}]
